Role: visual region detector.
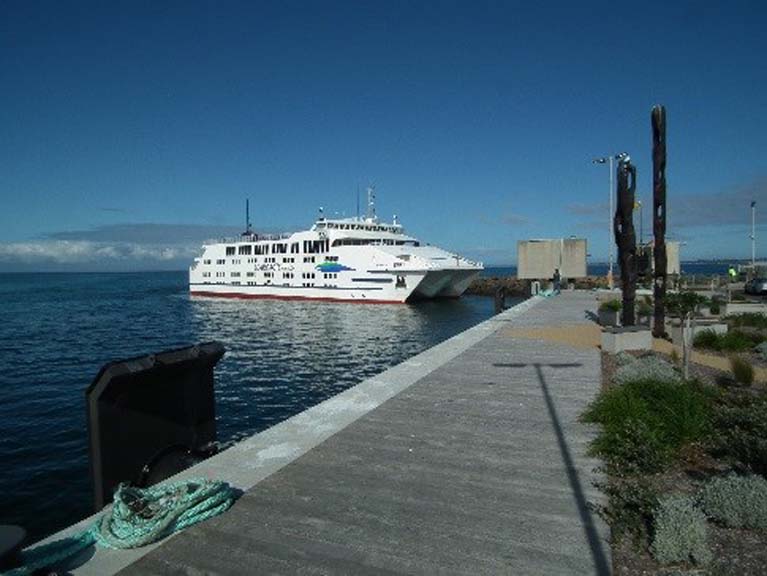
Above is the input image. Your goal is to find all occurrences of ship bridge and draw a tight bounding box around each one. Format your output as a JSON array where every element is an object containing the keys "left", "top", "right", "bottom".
[{"left": 313, "top": 217, "right": 419, "bottom": 247}]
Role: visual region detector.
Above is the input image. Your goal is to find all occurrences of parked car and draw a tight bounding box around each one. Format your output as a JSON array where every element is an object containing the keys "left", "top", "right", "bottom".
[{"left": 744, "top": 277, "right": 767, "bottom": 295}]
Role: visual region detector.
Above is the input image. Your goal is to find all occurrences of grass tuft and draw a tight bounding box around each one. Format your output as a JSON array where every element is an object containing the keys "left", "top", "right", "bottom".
[{"left": 729, "top": 355, "right": 754, "bottom": 385}]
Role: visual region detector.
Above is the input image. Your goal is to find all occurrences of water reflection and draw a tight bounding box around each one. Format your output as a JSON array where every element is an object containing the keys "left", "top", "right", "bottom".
[{"left": 188, "top": 296, "right": 499, "bottom": 441}]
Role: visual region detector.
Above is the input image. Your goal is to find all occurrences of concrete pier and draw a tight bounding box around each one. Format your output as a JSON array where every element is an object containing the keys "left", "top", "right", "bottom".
[{"left": 39, "top": 292, "right": 610, "bottom": 575}]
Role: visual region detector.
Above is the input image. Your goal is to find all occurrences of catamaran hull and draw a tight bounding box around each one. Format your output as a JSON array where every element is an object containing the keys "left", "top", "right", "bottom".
[{"left": 411, "top": 269, "right": 481, "bottom": 299}]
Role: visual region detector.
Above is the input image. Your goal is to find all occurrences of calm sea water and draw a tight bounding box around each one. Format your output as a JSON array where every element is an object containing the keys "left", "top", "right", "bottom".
[{"left": 0, "top": 271, "right": 509, "bottom": 542}]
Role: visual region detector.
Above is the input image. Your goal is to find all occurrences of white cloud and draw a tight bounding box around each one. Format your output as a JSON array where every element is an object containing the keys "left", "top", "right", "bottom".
[{"left": 0, "top": 240, "right": 198, "bottom": 266}]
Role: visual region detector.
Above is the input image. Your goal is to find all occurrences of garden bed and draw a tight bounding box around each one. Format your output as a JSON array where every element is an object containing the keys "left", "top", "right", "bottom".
[{"left": 593, "top": 350, "right": 767, "bottom": 575}]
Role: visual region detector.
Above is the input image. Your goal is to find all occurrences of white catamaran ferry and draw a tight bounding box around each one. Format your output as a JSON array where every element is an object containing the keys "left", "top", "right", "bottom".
[{"left": 189, "top": 190, "right": 482, "bottom": 304}]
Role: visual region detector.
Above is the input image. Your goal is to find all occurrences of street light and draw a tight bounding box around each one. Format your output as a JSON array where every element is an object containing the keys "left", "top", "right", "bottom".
[
  {"left": 592, "top": 152, "right": 628, "bottom": 289},
  {"left": 751, "top": 200, "right": 757, "bottom": 266}
]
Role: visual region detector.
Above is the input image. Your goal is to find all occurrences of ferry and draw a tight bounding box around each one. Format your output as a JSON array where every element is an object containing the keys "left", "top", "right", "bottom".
[{"left": 189, "top": 190, "right": 482, "bottom": 304}]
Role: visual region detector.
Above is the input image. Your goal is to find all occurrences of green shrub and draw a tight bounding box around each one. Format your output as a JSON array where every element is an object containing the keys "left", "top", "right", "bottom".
[
  {"left": 693, "top": 329, "right": 720, "bottom": 350},
  {"left": 700, "top": 474, "right": 767, "bottom": 531},
  {"left": 582, "top": 378, "right": 713, "bottom": 474},
  {"left": 595, "top": 476, "right": 658, "bottom": 543},
  {"left": 709, "top": 299, "right": 721, "bottom": 315},
  {"left": 599, "top": 299, "right": 622, "bottom": 312},
  {"left": 730, "top": 355, "right": 754, "bottom": 385},
  {"left": 665, "top": 292, "right": 707, "bottom": 318},
  {"left": 693, "top": 329, "right": 761, "bottom": 352},
  {"left": 727, "top": 313, "right": 767, "bottom": 329},
  {"left": 650, "top": 495, "right": 711, "bottom": 565},
  {"left": 637, "top": 300, "right": 653, "bottom": 317},
  {"left": 711, "top": 392, "right": 767, "bottom": 475}
]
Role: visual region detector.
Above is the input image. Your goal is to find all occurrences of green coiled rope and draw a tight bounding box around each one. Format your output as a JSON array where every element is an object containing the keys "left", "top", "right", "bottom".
[{"left": 4, "top": 478, "right": 236, "bottom": 575}]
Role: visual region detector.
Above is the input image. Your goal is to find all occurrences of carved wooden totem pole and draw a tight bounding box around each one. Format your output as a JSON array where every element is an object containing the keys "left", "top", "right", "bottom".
[
  {"left": 614, "top": 156, "right": 638, "bottom": 326},
  {"left": 652, "top": 105, "right": 668, "bottom": 337}
]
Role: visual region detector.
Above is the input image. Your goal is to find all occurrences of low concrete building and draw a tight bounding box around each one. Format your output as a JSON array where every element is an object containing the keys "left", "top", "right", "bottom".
[
  {"left": 517, "top": 238, "right": 587, "bottom": 280},
  {"left": 639, "top": 240, "right": 681, "bottom": 276}
]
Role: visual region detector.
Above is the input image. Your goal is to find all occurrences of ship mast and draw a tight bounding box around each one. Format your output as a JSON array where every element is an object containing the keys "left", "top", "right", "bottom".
[
  {"left": 244, "top": 199, "right": 253, "bottom": 235},
  {"left": 366, "top": 186, "right": 376, "bottom": 222}
]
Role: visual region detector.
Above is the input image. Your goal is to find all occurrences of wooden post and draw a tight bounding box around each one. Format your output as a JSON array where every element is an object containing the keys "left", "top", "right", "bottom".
[
  {"left": 615, "top": 158, "right": 638, "bottom": 326},
  {"left": 652, "top": 106, "right": 668, "bottom": 337}
]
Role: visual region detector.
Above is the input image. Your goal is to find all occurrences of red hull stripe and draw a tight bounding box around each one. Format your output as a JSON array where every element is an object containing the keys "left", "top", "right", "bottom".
[{"left": 190, "top": 291, "right": 404, "bottom": 305}]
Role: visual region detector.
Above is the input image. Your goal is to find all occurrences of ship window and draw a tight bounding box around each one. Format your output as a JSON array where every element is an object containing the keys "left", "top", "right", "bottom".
[
  {"left": 216, "top": 259, "right": 225, "bottom": 265},
  {"left": 225, "top": 246, "right": 235, "bottom": 256},
  {"left": 238, "top": 245, "right": 252, "bottom": 255},
  {"left": 203, "top": 259, "right": 211, "bottom": 265}
]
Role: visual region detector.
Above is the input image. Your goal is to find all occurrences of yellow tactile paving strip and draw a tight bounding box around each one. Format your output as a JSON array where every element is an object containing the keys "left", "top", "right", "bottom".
[
  {"left": 502, "top": 323, "right": 602, "bottom": 350},
  {"left": 502, "top": 323, "right": 767, "bottom": 382}
]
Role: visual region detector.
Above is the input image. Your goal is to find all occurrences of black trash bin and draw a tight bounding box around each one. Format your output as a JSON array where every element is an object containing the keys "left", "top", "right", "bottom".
[{"left": 86, "top": 342, "right": 225, "bottom": 510}]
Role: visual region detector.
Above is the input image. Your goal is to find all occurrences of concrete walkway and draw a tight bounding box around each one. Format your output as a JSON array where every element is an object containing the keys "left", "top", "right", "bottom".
[{"left": 39, "top": 292, "right": 609, "bottom": 575}]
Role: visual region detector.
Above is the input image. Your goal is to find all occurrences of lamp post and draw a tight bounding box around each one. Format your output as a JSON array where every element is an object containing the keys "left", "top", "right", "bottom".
[
  {"left": 593, "top": 152, "right": 628, "bottom": 289},
  {"left": 751, "top": 200, "right": 757, "bottom": 267}
]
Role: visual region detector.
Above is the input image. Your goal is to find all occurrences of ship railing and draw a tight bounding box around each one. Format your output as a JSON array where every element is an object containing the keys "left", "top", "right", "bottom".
[{"left": 207, "top": 232, "right": 293, "bottom": 244}]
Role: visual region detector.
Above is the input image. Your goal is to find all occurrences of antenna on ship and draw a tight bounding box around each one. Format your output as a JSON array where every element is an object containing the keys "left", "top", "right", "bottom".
[{"left": 366, "top": 185, "right": 376, "bottom": 222}]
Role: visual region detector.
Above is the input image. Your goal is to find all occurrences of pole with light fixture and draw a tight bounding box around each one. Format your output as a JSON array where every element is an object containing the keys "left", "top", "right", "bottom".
[
  {"left": 593, "top": 152, "right": 628, "bottom": 289},
  {"left": 751, "top": 200, "right": 756, "bottom": 267}
]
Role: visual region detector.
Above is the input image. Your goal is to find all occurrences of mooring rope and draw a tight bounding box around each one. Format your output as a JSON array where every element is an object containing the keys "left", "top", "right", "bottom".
[{"left": 4, "top": 478, "right": 236, "bottom": 575}]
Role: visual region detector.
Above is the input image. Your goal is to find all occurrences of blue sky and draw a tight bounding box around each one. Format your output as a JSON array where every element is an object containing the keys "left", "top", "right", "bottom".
[{"left": 1, "top": 0, "right": 766, "bottom": 271}]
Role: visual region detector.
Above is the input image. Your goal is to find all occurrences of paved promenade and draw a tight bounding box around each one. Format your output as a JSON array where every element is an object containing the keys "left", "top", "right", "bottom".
[{"left": 52, "top": 292, "right": 610, "bottom": 575}]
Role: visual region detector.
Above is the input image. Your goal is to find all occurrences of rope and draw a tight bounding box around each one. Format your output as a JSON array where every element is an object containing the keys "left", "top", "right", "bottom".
[{"left": 4, "top": 478, "right": 236, "bottom": 575}]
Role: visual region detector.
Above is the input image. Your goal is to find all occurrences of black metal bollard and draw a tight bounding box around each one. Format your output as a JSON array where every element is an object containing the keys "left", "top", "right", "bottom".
[{"left": 494, "top": 286, "right": 506, "bottom": 314}]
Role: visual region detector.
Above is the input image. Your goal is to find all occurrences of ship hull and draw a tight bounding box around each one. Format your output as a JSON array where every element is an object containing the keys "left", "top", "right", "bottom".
[
  {"left": 411, "top": 269, "right": 481, "bottom": 299},
  {"left": 189, "top": 277, "right": 418, "bottom": 304},
  {"left": 190, "top": 268, "right": 479, "bottom": 304}
]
